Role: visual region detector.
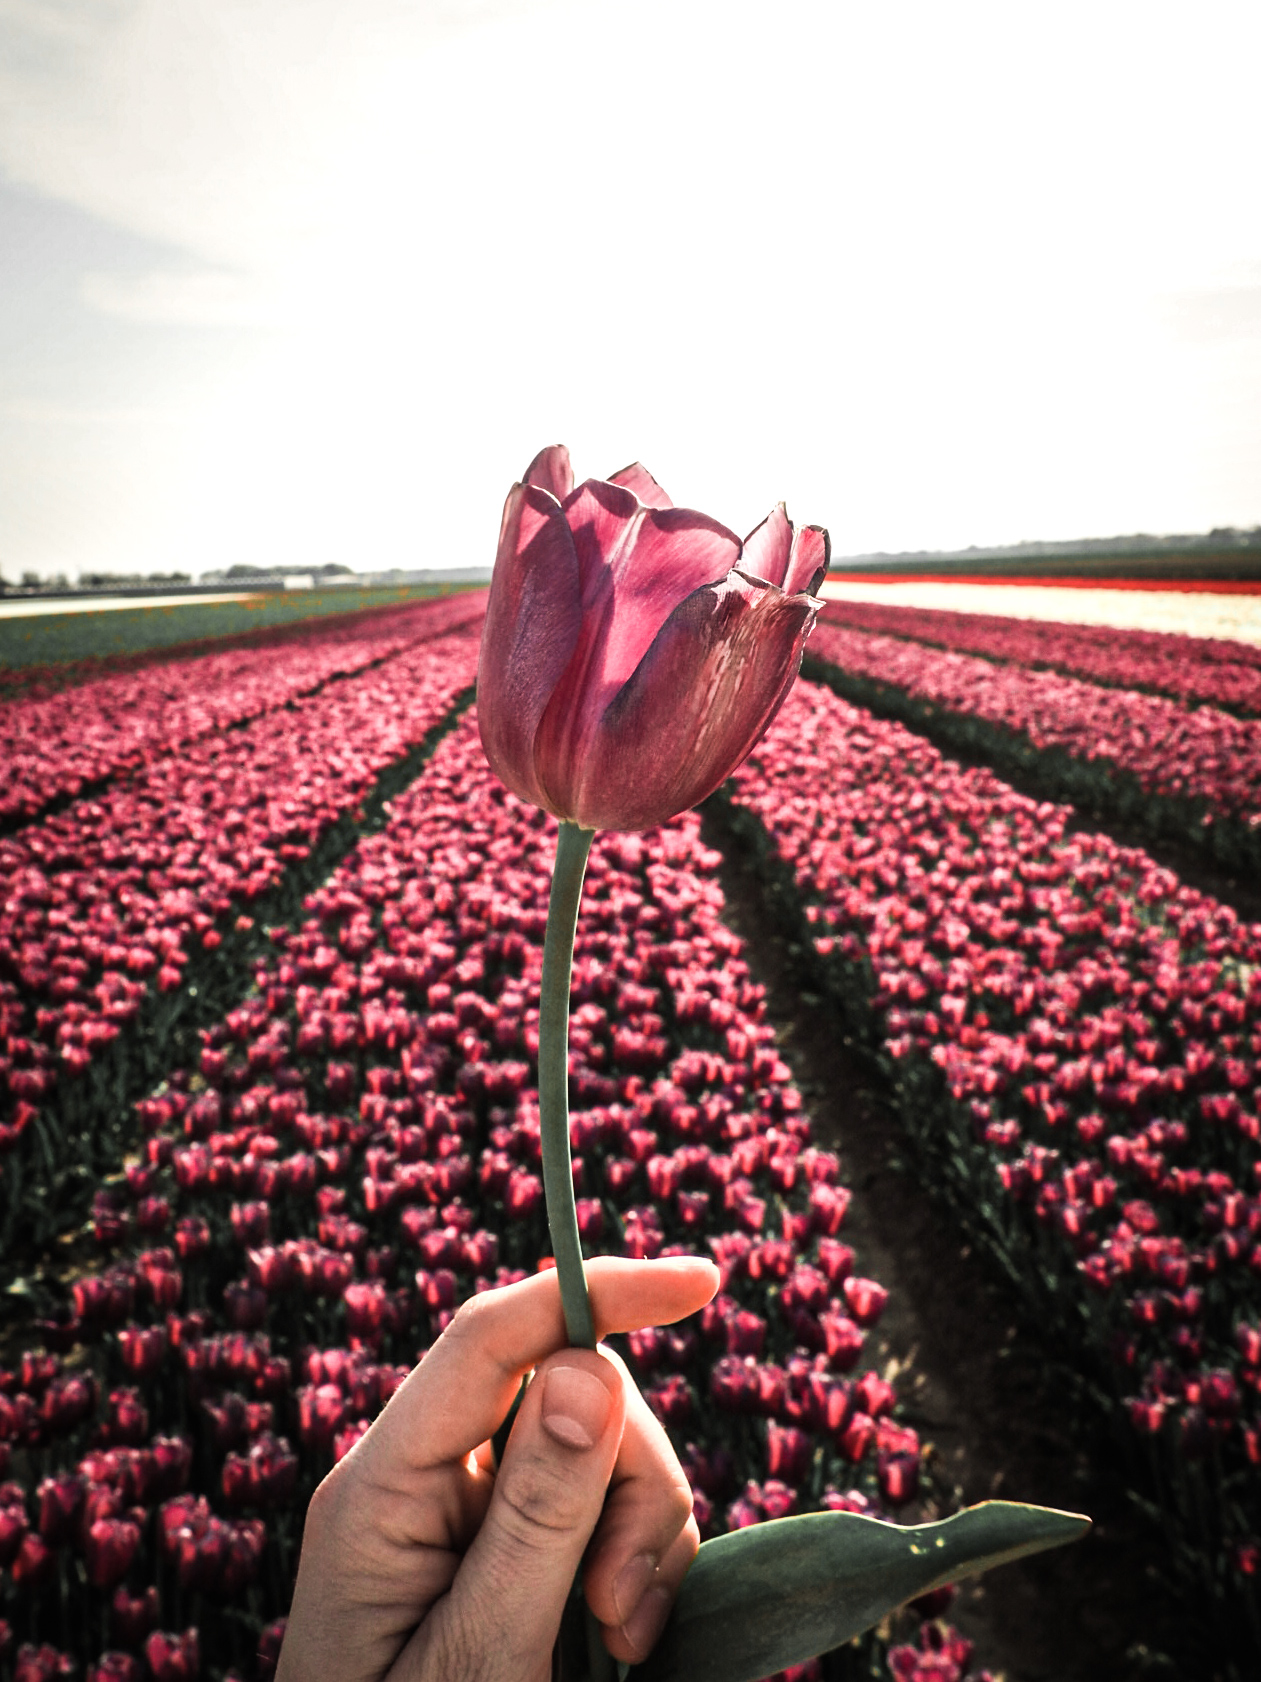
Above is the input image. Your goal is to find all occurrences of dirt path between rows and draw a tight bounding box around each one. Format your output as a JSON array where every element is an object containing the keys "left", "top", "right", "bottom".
[{"left": 701, "top": 804, "right": 1222, "bottom": 1682}]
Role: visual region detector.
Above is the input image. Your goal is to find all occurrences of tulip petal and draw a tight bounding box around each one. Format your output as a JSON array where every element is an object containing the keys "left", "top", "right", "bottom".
[
  {"left": 535, "top": 480, "right": 742, "bottom": 815},
  {"left": 741, "top": 505, "right": 793, "bottom": 587},
  {"left": 785, "top": 523, "right": 830, "bottom": 596},
  {"left": 522, "top": 444, "right": 574, "bottom": 503},
  {"left": 566, "top": 569, "right": 818, "bottom": 831},
  {"left": 608, "top": 461, "right": 674, "bottom": 509},
  {"left": 477, "top": 482, "right": 583, "bottom": 813}
]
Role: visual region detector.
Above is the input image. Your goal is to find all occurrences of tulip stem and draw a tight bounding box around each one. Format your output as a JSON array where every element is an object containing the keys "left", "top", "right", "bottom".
[{"left": 539, "top": 819, "right": 597, "bottom": 1350}]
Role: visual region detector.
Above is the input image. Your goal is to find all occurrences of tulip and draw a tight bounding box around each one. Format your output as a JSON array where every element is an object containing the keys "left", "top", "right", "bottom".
[
  {"left": 256, "top": 1620, "right": 288, "bottom": 1682},
  {"left": 37, "top": 1473, "right": 85, "bottom": 1545},
  {"left": 478, "top": 446, "right": 827, "bottom": 835},
  {"left": 0, "top": 1502, "right": 28, "bottom": 1565},
  {"left": 112, "top": 1585, "right": 160, "bottom": 1647},
  {"left": 842, "top": 1276, "right": 889, "bottom": 1328},
  {"left": 222, "top": 1518, "right": 267, "bottom": 1593},
  {"left": 85, "top": 1517, "right": 142, "bottom": 1589},
  {"left": 11, "top": 1532, "right": 55, "bottom": 1591},
  {"left": 144, "top": 1630, "right": 200, "bottom": 1682},
  {"left": 39, "top": 1371, "right": 97, "bottom": 1436},
  {"left": 14, "top": 1646, "right": 76, "bottom": 1682},
  {"left": 118, "top": 1324, "right": 168, "bottom": 1378},
  {"left": 88, "top": 1656, "right": 143, "bottom": 1682},
  {"left": 766, "top": 1421, "right": 813, "bottom": 1484}
]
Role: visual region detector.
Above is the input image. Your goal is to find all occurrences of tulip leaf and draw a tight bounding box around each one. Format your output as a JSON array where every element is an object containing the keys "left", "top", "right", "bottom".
[{"left": 627, "top": 1500, "right": 1090, "bottom": 1682}]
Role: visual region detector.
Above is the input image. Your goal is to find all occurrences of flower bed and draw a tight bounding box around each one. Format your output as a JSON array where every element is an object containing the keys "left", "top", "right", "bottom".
[
  {"left": 0, "top": 594, "right": 486, "bottom": 833},
  {"left": 0, "top": 709, "right": 984, "bottom": 1682},
  {"left": 0, "top": 630, "right": 481, "bottom": 1259},
  {"left": 819, "top": 599, "right": 1261, "bottom": 717},
  {"left": 806, "top": 623, "right": 1261, "bottom": 881},
  {"left": 726, "top": 677, "right": 1261, "bottom": 1665}
]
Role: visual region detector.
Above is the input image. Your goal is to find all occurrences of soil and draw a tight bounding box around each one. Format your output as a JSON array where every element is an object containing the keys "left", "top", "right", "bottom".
[{"left": 701, "top": 803, "right": 1226, "bottom": 1682}]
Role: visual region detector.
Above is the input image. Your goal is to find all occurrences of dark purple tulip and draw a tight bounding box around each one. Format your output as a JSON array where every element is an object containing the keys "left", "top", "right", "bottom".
[
  {"left": 87, "top": 1655, "right": 143, "bottom": 1682},
  {"left": 14, "top": 1645, "right": 76, "bottom": 1682},
  {"left": 725, "top": 1310, "right": 766, "bottom": 1359},
  {"left": 296, "top": 1384, "right": 346, "bottom": 1451},
  {"left": 144, "top": 1630, "right": 200, "bottom": 1682},
  {"left": 85, "top": 1518, "right": 142, "bottom": 1589},
  {"left": 37, "top": 1473, "right": 85, "bottom": 1545},
  {"left": 118, "top": 1324, "right": 168, "bottom": 1378},
  {"left": 98, "top": 1388, "right": 149, "bottom": 1447},
  {"left": 225, "top": 1283, "right": 269, "bottom": 1331},
  {"left": 111, "top": 1584, "right": 160, "bottom": 1646},
  {"left": 256, "top": 1620, "right": 287, "bottom": 1682},
  {"left": 11, "top": 1531, "right": 56, "bottom": 1591},
  {"left": 766, "top": 1421, "right": 812, "bottom": 1484},
  {"left": 0, "top": 1501, "right": 28, "bottom": 1565},
  {"left": 150, "top": 1435, "right": 193, "bottom": 1499},
  {"left": 221, "top": 1518, "right": 266, "bottom": 1593}
]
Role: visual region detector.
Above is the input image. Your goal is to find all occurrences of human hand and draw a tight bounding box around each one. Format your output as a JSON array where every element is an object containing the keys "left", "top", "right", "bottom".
[{"left": 275, "top": 1254, "right": 719, "bottom": 1682}]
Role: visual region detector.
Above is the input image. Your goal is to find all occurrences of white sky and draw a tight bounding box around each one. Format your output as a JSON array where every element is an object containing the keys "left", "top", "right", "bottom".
[{"left": 1, "top": 0, "right": 1259, "bottom": 581}]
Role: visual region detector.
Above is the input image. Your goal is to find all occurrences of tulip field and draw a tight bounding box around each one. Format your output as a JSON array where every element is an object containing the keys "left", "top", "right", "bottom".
[
  {"left": 809, "top": 608, "right": 1261, "bottom": 882},
  {"left": 0, "top": 584, "right": 1258, "bottom": 1682}
]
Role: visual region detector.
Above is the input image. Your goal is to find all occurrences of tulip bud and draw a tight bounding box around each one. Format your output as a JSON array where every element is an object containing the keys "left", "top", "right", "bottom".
[
  {"left": 144, "top": 1630, "right": 200, "bottom": 1682},
  {"left": 842, "top": 1276, "right": 889, "bottom": 1328},
  {"left": 85, "top": 1518, "right": 141, "bottom": 1589},
  {"left": 479, "top": 450, "right": 825, "bottom": 833},
  {"left": 766, "top": 1421, "right": 812, "bottom": 1485},
  {"left": 88, "top": 1656, "right": 143, "bottom": 1682},
  {"left": 112, "top": 1584, "right": 160, "bottom": 1646},
  {"left": 11, "top": 1532, "right": 56, "bottom": 1591},
  {"left": 37, "top": 1474, "right": 85, "bottom": 1545},
  {"left": 118, "top": 1324, "right": 168, "bottom": 1379},
  {"left": 0, "top": 1502, "right": 29, "bottom": 1566},
  {"left": 14, "top": 1644, "right": 76, "bottom": 1682},
  {"left": 256, "top": 1621, "right": 287, "bottom": 1682}
]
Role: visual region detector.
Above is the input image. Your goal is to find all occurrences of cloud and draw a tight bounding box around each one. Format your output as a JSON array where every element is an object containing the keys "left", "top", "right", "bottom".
[
  {"left": 79, "top": 266, "right": 274, "bottom": 327},
  {"left": 1166, "top": 272, "right": 1261, "bottom": 344},
  {"left": 1, "top": 0, "right": 1260, "bottom": 578}
]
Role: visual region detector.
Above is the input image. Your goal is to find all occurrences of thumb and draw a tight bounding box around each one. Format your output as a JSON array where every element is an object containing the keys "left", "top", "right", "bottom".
[{"left": 427, "top": 1347, "right": 626, "bottom": 1681}]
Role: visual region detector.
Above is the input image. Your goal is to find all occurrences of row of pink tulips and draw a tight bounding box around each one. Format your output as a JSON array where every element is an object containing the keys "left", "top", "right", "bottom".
[
  {"left": 0, "top": 595, "right": 486, "bottom": 831},
  {"left": 820, "top": 598, "right": 1261, "bottom": 716},
  {"left": 0, "top": 631, "right": 480, "bottom": 1252},
  {"left": 728, "top": 676, "right": 1261, "bottom": 1652},
  {"left": 807, "top": 623, "right": 1261, "bottom": 876},
  {"left": 0, "top": 707, "right": 988, "bottom": 1682}
]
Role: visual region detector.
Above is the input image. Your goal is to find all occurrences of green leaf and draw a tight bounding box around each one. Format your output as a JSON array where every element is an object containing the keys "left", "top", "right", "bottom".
[{"left": 627, "top": 1500, "right": 1089, "bottom": 1682}]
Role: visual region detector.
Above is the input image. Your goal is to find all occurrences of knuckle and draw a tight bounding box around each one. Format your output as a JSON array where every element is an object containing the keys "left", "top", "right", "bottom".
[
  {"left": 663, "top": 1475, "right": 695, "bottom": 1538},
  {"left": 447, "top": 1290, "right": 492, "bottom": 1344},
  {"left": 496, "top": 1449, "right": 589, "bottom": 1544}
]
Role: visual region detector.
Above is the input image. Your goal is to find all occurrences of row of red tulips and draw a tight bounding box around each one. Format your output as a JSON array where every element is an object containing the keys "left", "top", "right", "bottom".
[
  {"left": 806, "top": 623, "right": 1261, "bottom": 881},
  {"left": 0, "top": 706, "right": 990, "bottom": 1682},
  {"left": 820, "top": 599, "right": 1261, "bottom": 717},
  {"left": 0, "top": 630, "right": 480, "bottom": 1259},
  {"left": 727, "top": 676, "right": 1261, "bottom": 1662},
  {"left": 0, "top": 595, "right": 486, "bottom": 833}
]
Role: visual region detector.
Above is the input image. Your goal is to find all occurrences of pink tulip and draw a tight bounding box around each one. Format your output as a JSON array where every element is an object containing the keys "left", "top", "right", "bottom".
[{"left": 478, "top": 446, "right": 827, "bottom": 832}]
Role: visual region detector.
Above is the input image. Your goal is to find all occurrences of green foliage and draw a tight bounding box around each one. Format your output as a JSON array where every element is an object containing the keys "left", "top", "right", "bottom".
[{"left": 630, "top": 1502, "right": 1089, "bottom": 1682}]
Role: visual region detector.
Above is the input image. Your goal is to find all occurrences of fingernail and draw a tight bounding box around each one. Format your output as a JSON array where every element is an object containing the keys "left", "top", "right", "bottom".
[
  {"left": 621, "top": 1583, "right": 671, "bottom": 1659},
  {"left": 541, "top": 1365, "right": 612, "bottom": 1450},
  {"left": 612, "top": 1551, "right": 657, "bottom": 1626}
]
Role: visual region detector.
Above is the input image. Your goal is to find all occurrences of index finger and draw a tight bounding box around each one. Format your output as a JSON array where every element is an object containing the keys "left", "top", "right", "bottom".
[{"left": 367, "top": 1255, "right": 718, "bottom": 1473}]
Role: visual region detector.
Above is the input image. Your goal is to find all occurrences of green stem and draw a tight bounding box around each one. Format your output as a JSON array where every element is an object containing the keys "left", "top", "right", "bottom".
[
  {"left": 539, "top": 819, "right": 597, "bottom": 1349},
  {"left": 540, "top": 821, "right": 614, "bottom": 1682}
]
